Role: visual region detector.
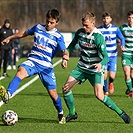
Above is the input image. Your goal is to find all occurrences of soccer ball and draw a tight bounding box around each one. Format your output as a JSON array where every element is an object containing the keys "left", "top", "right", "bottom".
[{"left": 2, "top": 110, "right": 18, "bottom": 126}]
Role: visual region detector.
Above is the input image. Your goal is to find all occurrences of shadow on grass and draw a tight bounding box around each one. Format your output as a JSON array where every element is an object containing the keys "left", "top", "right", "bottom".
[
  {"left": 0, "top": 117, "right": 126, "bottom": 126},
  {"left": 17, "top": 117, "right": 124, "bottom": 125},
  {"left": 18, "top": 92, "right": 126, "bottom": 99},
  {"left": 18, "top": 117, "right": 58, "bottom": 124}
]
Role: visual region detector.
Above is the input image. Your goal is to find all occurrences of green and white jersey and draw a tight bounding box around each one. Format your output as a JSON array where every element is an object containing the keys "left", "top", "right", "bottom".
[
  {"left": 120, "top": 23, "right": 133, "bottom": 56},
  {"left": 67, "top": 27, "right": 108, "bottom": 73}
]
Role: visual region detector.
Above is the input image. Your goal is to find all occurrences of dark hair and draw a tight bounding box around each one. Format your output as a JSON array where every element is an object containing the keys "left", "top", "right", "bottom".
[
  {"left": 127, "top": 11, "right": 133, "bottom": 16},
  {"left": 102, "top": 12, "right": 111, "bottom": 18},
  {"left": 46, "top": 9, "right": 61, "bottom": 22}
]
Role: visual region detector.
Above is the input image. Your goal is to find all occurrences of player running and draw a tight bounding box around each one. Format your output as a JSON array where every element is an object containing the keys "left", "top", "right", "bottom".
[
  {"left": 98, "top": 12, "right": 125, "bottom": 96},
  {"left": 0, "top": 9, "right": 69, "bottom": 124},
  {"left": 62, "top": 11, "right": 131, "bottom": 124},
  {"left": 120, "top": 11, "right": 133, "bottom": 98}
]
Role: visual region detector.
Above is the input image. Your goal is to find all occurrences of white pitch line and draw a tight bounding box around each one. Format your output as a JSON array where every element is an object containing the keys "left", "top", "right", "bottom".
[{"left": 0, "top": 59, "right": 62, "bottom": 107}]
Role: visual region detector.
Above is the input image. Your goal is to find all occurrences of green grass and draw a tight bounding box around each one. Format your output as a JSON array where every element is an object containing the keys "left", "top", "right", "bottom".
[{"left": 0, "top": 57, "right": 133, "bottom": 133}]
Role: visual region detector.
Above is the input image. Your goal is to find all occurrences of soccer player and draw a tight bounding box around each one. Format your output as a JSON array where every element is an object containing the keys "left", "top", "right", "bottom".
[
  {"left": 119, "top": 11, "right": 133, "bottom": 98},
  {"left": 0, "top": 9, "right": 69, "bottom": 124},
  {"left": 62, "top": 11, "right": 131, "bottom": 123},
  {"left": 98, "top": 12, "right": 125, "bottom": 96}
]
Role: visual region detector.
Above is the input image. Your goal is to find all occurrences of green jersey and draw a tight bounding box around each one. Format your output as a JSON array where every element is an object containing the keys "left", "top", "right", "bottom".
[
  {"left": 67, "top": 27, "right": 108, "bottom": 73},
  {"left": 120, "top": 23, "right": 133, "bottom": 56}
]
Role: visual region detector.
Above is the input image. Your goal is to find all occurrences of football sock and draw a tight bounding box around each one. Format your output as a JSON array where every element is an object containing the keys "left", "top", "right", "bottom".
[
  {"left": 103, "top": 95, "right": 122, "bottom": 115},
  {"left": 125, "top": 78, "right": 133, "bottom": 92},
  {"left": 7, "top": 76, "right": 21, "bottom": 96},
  {"left": 53, "top": 96, "right": 63, "bottom": 113},
  {"left": 103, "top": 80, "right": 108, "bottom": 93},
  {"left": 109, "top": 77, "right": 114, "bottom": 84},
  {"left": 63, "top": 90, "right": 75, "bottom": 115}
]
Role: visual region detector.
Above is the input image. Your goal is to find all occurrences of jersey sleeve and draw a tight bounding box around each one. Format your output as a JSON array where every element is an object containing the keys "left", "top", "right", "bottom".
[
  {"left": 67, "top": 29, "right": 80, "bottom": 53},
  {"left": 26, "top": 25, "right": 37, "bottom": 35},
  {"left": 95, "top": 34, "right": 109, "bottom": 66},
  {"left": 116, "top": 27, "right": 125, "bottom": 46},
  {"left": 57, "top": 34, "right": 66, "bottom": 51}
]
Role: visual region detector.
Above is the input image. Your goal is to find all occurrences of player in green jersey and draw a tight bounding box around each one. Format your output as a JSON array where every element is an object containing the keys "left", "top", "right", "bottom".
[
  {"left": 119, "top": 11, "right": 133, "bottom": 98},
  {"left": 62, "top": 11, "right": 131, "bottom": 123}
]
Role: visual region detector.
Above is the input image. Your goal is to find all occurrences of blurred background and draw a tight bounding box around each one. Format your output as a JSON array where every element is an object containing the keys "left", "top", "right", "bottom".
[{"left": 0, "top": 0, "right": 133, "bottom": 57}]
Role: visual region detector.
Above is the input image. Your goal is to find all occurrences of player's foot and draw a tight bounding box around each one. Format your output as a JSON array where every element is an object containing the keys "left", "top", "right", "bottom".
[
  {"left": 125, "top": 89, "right": 130, "bottom": 95},
  {"left": 58, "top": 114, "right": 66, "bottom": 124},
  {"left": 119, "top": 110, "right": 131, "bottom": 124},
  {"left": 0, "top": 85, "right": 9, "bottom": 104},
  {"left": 3, "top": 73, "right": 9, "bottom": 77},
  {"left": 105, "top": 92, "right": 108, "bottom": 96},
  {"left": 7, "top": 65, "right": 12, "bottom": 70},
  {"left": 109, "top": 83, "right": 114, "bottom": 94},
  {"left": 128, "top": 91, "right": 133, "bottom": 98},
  {"left": 66, "top": 112, "right": 78, "bottom": 122},
  {"left": 13, "top": 65, "right": 16, "bottom": 70}
]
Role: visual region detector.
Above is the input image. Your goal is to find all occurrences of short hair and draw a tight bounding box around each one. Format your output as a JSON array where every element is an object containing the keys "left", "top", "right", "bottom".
[
  {"left": 46, "top": 9, "right": 61, "bottom": 22},
  {"left": 127, "top": 11, "right": 133, "bottom": 16},
  {"left": 82, "top": 12, "right": 95, "bottom": 22},
  {"left": 102, "top": 12, "right": 111, "bottom": 18}
]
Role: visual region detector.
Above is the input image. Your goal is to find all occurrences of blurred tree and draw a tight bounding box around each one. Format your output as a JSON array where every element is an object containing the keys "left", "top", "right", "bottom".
[{"left": 0, "top": 0, "right": 133, "bottom": 31}]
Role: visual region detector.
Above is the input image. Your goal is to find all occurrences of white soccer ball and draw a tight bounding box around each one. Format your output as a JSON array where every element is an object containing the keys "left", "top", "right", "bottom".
[{"left": 2, "top": 110, "right": 18, "bottom": 126}]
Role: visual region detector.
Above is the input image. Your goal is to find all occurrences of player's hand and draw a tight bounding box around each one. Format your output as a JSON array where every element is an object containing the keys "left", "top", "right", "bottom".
[
  {"left": 92, "top": 63, "right": 102, "bottom": 72},
  {"left": 61, "top": 59, "right": 68, "bottom": 69},
  {"left": 121, "top": 46, "right": 125, "bottom": 51},
  {"left": 1, "top": 38, "right": 10, "bottom": 45}
]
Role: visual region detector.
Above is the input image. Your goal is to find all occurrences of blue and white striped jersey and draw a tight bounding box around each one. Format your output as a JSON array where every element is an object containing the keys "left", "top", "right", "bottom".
[
  {"left": 98, "top": 24, "right": 125, "bottom": 57},
  {"left": 26, "top": 24, "right": 66, "bottom": 68}
]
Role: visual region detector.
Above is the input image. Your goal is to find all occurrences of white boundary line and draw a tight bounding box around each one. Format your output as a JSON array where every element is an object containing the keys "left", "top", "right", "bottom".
[{"left": 0, "top": 59, "right": 62, "bottom": 107}]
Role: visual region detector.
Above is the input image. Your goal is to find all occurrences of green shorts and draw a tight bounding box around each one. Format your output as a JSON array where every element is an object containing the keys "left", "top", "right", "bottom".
[
  {"left": 122, "top": 54, "right": 133, "bottom": 69},
  {"left": 70, "top": 66, "right": 104, "bottom": 86}
]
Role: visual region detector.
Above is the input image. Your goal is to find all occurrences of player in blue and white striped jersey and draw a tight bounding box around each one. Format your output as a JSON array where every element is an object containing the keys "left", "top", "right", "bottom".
[
  {"left": 98, "top": 12, "right": 125, "bottom": 96},
  {"left": 0, "top": 9, "right": 69, "bottom": 124}
]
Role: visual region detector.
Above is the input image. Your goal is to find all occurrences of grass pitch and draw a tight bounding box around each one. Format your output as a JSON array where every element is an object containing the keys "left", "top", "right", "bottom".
[{"left": 0, "top": 57, "right": 133, "bottom": 133}]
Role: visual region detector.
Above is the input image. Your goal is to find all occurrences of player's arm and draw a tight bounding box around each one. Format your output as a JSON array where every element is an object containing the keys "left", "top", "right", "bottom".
[
  {"left": 116, "top": 28, "right": 125, "bottom": 51},
  {"left": 62, "top": 49, "right": 69, "bottom": 69},
  {"left": 67, "top": 30, "right": 79, "bottom": 53},
  {"left": 1, "top": 30, "right": 28, "bottom": 45},
  {"left": 97, "top": 35, "right": 109, "bottom": 66}
]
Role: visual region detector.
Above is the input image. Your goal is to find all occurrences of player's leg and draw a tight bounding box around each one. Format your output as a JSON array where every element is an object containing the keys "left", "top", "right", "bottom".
[
  {"left": 108, "top": 58, "right": 117, "bottom": 94},
  {"left": 103, "top": 69, "right": 108, "bottom": 96},
  {"left": 62, "top": 67, "right": 83, "bottom": 122},
  {"left": 0, "top": 60, "right": 35, "bottom": 103},
  {"left": 108, "top": 71, "right": 116, "bottom": 94},
  {"left": 63, "top": 76, "right": 79, "bottom": 122},
  {"left": 131, "top": 68, "right": 133, "bottom": 92},
  {"left": 122, "top": 55, "right": 133, "bottom": 97},
  {"left": 40, "top": 70, "right": 65, "bottom": 124},
  {"left": 93, "top": 72, "right": 131, "bottom": 123}
]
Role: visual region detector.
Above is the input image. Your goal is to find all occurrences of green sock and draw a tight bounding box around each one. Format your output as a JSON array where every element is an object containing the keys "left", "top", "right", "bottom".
[
  {"left": 103, "top": 95, "right": 122, "bottom": 115},
  {"left": 63, "top": 90, "right": 75, "bottom": 115},
  {"left": 126, "top": 78, "right": 132, "bottom": 92}
]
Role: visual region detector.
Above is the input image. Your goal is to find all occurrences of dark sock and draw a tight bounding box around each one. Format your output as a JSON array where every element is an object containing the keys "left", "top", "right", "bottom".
[
  {"left": 103, "top": 80, "right": 108, "bottom": 93},
  {"left": 109, "top": 77, "right": 114, "bottom": 84}
]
